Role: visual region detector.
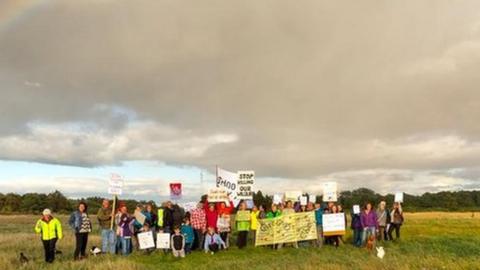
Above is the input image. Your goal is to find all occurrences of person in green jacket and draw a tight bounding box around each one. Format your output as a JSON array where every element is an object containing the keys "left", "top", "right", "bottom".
[
  {"left": 97, "top": 199, "right": 116, "bottom": 254},
  {"left": 266, "top": 203, "right": 282, "bottom": 219},
  {"left": 236, "top": 201, "right": 251, "bottom": 249},
  {"left": 34, "top": 208, "right": 63, "bottom": 263}
]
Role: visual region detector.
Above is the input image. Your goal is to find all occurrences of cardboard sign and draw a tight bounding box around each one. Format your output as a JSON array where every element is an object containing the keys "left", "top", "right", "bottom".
[
  {"left": 273, "top": 194, "right": 283, "bottom": 204},
  {"left": 182, "top": 202, "right": 197, "bottom": 212},
  {"left": 170, "top": 182, "right": 182, "bottom": 200},
  {"left": 138, "top": 231, "right": 155, "bottom": 249},
  {"left": 237, "top": 171, "right": 254, "bottom": 200},
  {"left": 322, "top": 182, "right": 337, "bottom": 202},
  {"left": 108, "top": 173, "right": 124, "bottom": 195},
  {"left": 322, "top": 213, "right": 346, "bottom": 236},
  {"left": 395, "top": 192, "right": 404, "bottom": 203},
  {"left": 156, "top": 233, "right": 170, "bottom": 249},
  {"left": 134, "top": 210, "right": 146, "bottom": 225},
  {"left": 236, "top": 210, "right": 251, "bottom": 221},
  {"left": 255, "top": 212, "right": 317, "bottom": 246},
  {"left": 285, "top": 191, "right": 302, "bottom": 202},
  {"left": 300, "top": 196, "right": 308, "bottom": 206},
  {"left": 353, "top": 205, "right": 361, "bottom": 214},
  {"left": 208, "top": 188, "right": 229, "bottom": 202}
]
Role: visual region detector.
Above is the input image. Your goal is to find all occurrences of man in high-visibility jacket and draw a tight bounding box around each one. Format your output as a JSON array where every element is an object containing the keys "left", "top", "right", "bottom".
[{"left": 34, "top": 208, "right": 63, "bottom": 263}]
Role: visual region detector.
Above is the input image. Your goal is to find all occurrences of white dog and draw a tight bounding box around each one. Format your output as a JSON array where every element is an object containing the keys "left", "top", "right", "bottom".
[{"left": 376, "top": 246, "right": 385, "bottom": 259}]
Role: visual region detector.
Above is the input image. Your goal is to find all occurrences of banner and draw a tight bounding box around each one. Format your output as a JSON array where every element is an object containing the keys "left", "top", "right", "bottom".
[
  {"left": 285, "top": 191, "right": 302, "bottom": 202},
  {"left": 322, "top": 213, "right": 346, "bottom": 236},
  {"left": 208, "top": 188, "right": 229, "bottom": 202},
  {"left": 395, "top": 192, "right": 404, "bottom": 203},
  {"left": 138, "top": 231, "right": 155, "bottom": 249},
  {"left": 108, "top": 173, "right": 124, "bottom": 195},
  {"left": 236, "top": 210, "right": 251, "bottom": 221},
  {"left": 255, "top": 212, "right": 317, "bottom": 246},
  {"left": 237, "top": 171, "right": 254, "bottom": 200},
  {"left": 170, "top": 182, "right": 182, "bottom": 200},
  {"left": 156, "top": 233, "right": 170, "bottom": 249},
  {"left": 322, "top": 182, "right": 337, "bottom": 202}
]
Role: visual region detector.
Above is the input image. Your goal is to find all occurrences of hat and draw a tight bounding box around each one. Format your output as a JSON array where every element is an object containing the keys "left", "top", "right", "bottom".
[{"left": 42, "top": 209, "right": 52, "bottom": 216}]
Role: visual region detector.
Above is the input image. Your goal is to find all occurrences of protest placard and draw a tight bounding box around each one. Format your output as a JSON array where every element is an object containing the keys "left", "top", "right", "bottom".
[
  {"left": 284, "top": 191, "right": 302, "bottom": 202},
  {"left": 169, "top": 182, "right": 182, "bottom": 200},
  {"left": 395, "top": 192, "right": 404, "bottom": 203},
  {"left": 108, "top": 173, "right": 124, "bottom": 195},
  {"left": 208, "top": 188, "right": 229, "bottom": 202},
  {"left": 182, "top": 202, "right": 197, "bottom": 212},
  {"left": 322, "top": 182, "right": 337, "bottom": 202},
  {"left": 138, "top": 231, "right": 155, "bottom": 249},
  {"left": 236, "top": 210, "right": 251, "bottom": 221},
  {"left": 309, "top": 195, "right": 316, "bottom": 204},
  {"left": 273, "top": 194, "right": 283, "bottom": 204},
  {"left": 237, "top": 170, "right": 254, "bottom": 200},
  {"left": 255, "top": 212, "right": 317, "bottom": 246},
  {"left": 300, "top": 196, "right": 308, "bottom": 206},
  {"left": 134, "top": 210, "right": 146, "bottom": 225},
  {"left": 156, "top": 233, "right": 170, "bottom": 249},
  {"left": 245, "top": 199, "right": 254, "bottom": 209},
  {"left": 353, "top": 205, "right": 360, "bottom": 214},
  {"left": 322, "top": 213, "right": 346, "bottom": 236}
]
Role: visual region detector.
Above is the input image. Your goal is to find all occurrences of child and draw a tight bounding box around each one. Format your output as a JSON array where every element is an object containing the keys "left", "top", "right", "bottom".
[
  {"left": 204, "top": 226, "right": 226, "bottom": 254},
  {"left": 236, "top": 201, "right": 251, "bottom": 249},
  {"left": 171, "top": 226, "right": 185, "bottom": 258},
  {"left": 250, "top": 205, "right": 259, "bottom": 245},
  {"left": 217, "top": 213, "right": 231, "bottom": 248},
  {"left": 181, "top": 218, "right": 195, "bottom": 254}
]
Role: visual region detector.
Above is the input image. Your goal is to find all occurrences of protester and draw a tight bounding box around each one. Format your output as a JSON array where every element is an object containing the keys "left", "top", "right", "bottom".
[
  {"left": 181, "top": 218, "right": 195, "bottom": 254},
  {"left": 171, "top": 226, "right": 186, "bottom": 258},
  {"left": 172, "top": 204, "right": 185, "bottom": 228},
  {"left": 132, "top": 204, "right": 145, "bottom": 250},
  {"left": 69, "top": 202, "right": 92, "bottom": 260},
  {"left": 217, "top": 213, "right": 231, "bottom": 248},
  {"left": 278, "top": 200, "right": 298, "bottom": 249},
  {"left": 236, "top": 201, "right": 250, "bottom": 249},
  {"left": 118, "top": 205, "right": 134, "bottom": 255},
  {"left": 204, "top": 226, "right": 227, "bottom": 254},
  {"left": 97, "top": 199, "right": 115, "bottom": 254},
  {"left": 258, "top": 205, "right": 267, "bottom": 219},
  {"left": 314, "top": 202, "right": 323, "bottom": 248},
  {"left": 163, "top": 201, "right": 174, "bottom": 234},
  {"left": 250, "top": 205, "right": 260, "bottom": 245},
  {"left": 351, "top": 208, "right": 362, "bottom": 247},
  {"left": 266, "top": 203, "right": 281, "bottom": 219},
  {"left": 145, "top": 203, "right": 158, "bottom": 246},
  {"left": 35, "top": 208, "right": 63, "bottom": 263},
  {"left": 325, "top": 205, "right": 340, "bottom": 248},
  {"left": 205, "top": 203, "right": 218, "bottom": 232},
  {"left": 388, "top": 202, "right": 404, "bottom": 240},
  {"left": 361, "top": 202, "right": 378, "bottom": 246},
  {"left": 376, "top": 201, "right": 388, "bottom": 241},
  {"left": 190, "top": 202, "right": 207, "bottom": 250}
]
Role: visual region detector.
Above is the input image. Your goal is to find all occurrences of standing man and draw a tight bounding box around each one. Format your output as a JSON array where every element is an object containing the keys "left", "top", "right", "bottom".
[
  {"left": 97, "top": 199, "right": 115, "bottom": 254},
  {"left": 190, "top": 202, "right": 207, "bottom": 250}
]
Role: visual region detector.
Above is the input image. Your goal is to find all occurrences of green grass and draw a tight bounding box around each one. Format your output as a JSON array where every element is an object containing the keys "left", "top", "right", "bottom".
[{"left": 0, "top": 212, "right": 479, "bottom": 270}]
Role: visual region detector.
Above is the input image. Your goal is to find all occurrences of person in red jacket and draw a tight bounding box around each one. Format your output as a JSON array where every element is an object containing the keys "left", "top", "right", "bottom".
[
  {"left": 205, "top": 203, "right": 218, "bottom": 231},
  {"left": 217, "top": 201, "right": 234, "bottom": 216}
]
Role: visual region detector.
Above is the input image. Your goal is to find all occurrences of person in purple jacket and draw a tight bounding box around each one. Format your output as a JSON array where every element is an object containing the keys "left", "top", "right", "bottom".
[
  {"left": 118, "top": 205, "right": 134, "bottom": 255},
  {"left": 360, "top": 202, "right": 378, "bottom": 246}
]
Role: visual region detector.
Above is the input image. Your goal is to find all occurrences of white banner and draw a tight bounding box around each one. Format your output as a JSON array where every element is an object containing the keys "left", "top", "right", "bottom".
[
  {"left": 237, "top": 170, "right": 254, "bottom": 200},
  {"left": 322, "top": 182, "right": 337, "bottom": 202},
  {"left": 138, "top": 231, "right": 155, "bottom": 250},
  {"left": 322, "top": 213, "right": 346, "bottom": 236},
  {"left": 156, "top": 233, "right": 170, "bottom": 249}
]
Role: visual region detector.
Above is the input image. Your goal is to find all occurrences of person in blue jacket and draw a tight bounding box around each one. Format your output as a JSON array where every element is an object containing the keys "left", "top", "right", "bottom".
[
  {"left": 181, "top": 217, "right": 195, "bottom": 254},
  {"left": 69, "top": 202, "right": 92, "bottom": 260},
  {"left": 314, "top": 202, "right": 323, "bottom": 248}
]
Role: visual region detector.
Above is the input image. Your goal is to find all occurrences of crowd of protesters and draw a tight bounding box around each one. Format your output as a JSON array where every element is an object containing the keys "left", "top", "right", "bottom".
[{"left": 34, "top": 196, "right": 404, "bottom": 263}]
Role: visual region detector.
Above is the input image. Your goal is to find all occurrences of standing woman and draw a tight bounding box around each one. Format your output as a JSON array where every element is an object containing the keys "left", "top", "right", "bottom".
[
  {"left": 236, "top": 201, "right": 250, "bottom": 249},
  {"left": 69, "top": 202, "right": 92, "bottom": 260},
  {"left": 34, "top": 209, "right": 63, "bottom": 263},
  {"left": 376, "top": 201, "right": 388, "bottom": 242},
  {"left": 360, "top": 202, "right": 378, "bottom": 246},
  {"left": 388, "top": 202, "right": 404, "bottom": 240}
]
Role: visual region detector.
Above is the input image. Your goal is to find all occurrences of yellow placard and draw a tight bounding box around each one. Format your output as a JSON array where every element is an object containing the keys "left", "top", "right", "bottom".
[{"left": 255, "top": 212, "right": 317, "bottom": 246}]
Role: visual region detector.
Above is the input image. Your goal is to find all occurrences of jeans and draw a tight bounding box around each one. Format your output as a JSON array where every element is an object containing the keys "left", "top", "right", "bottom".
[
  {"left": 120, "top": 237, "right": 132, "bottom": 255},
  {"left": 101, "top": 229, "right": 116, "bottom": 254},
  {"left": 353, "top": 228, "right": 362, "bottom": 247},
  {"left": 194, "top": 229, "right": 205, "bottom": 250},
  {"left": 362, "top": 226, "right": 376, "bottom": 246}
]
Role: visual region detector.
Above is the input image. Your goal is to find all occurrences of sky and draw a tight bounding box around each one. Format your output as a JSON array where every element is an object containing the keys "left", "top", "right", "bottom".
[{"left": 1, "top": 0, "right": 480, "bottom": 202}]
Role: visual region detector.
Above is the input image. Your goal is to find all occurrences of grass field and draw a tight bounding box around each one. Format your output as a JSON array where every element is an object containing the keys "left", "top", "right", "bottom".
[{"left": 0, "top": 212, "right": 479, "bottom": 270}]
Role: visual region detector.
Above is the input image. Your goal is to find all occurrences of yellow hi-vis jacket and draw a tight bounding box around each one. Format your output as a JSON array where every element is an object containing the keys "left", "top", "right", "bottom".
[{"left": 35, "top": 217, "right": 63, "bottom": 241}]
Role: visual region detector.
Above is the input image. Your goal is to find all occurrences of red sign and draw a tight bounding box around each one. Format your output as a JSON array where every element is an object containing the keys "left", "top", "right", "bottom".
[{"left": 169, "top": 183, "right": 182, "bottom": 199}]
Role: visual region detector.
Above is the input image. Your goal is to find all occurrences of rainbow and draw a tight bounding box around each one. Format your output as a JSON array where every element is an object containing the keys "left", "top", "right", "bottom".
[{"left": 0, "top": 0, "right": 47, "bottom": 32}]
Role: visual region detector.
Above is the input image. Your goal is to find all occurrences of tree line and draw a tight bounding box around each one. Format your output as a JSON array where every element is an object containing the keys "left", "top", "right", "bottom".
[{"left": 0, "top": 188, "right": 479, "bottom": 214}]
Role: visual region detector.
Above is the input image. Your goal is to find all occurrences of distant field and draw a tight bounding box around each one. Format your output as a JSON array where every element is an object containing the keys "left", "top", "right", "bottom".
[{"left": 0, "top": 212, "right": 479, "bottom": 270}]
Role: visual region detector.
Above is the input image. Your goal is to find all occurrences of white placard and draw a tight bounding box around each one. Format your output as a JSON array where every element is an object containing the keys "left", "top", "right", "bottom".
[
  {"left": 322, "top": 213, "right": 346, "bottom": 235},
  {"left": 108, "top": 187, "right": 122, "bottom": 195},
  {"left": 285, "top": 191, "right": 302, "bottom": 202},
  {"left": 217, "top": 167, "right": 239, "bottom": 201},
  {"left": 237, "top": 170, "right": 254, "bottom": 200},
  {"left": 208, "top": 188, "right": 229, "bottom": 202},
  {"left": 353, "top": 205, "right": 360, "bottom": 214},
  {"left": 156, "top": 233, "right": 170, "bottom": 249},
  {"left": 108, "top": 173, "right": 124, "bottom": 195},
  {"left": 138, "top": 231, "right": 155, "bottom": 250},
  {"left": 395, "top": 192, "right": 404, "bottom": 203},
  {"left": 273, "top": 194, "right": 283, "bottom": 204},
  {"left": 300, "top": 196, "right": 308, "bottom": 206},
  {"left": 182, "top": 202, "right": 198, "bottom": 212},
  {"left": 322, "top": 182, "right": 337, "bottom": 202},
  {"left": 309, "top": 195, "right": 316, "bottom": 204}
]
